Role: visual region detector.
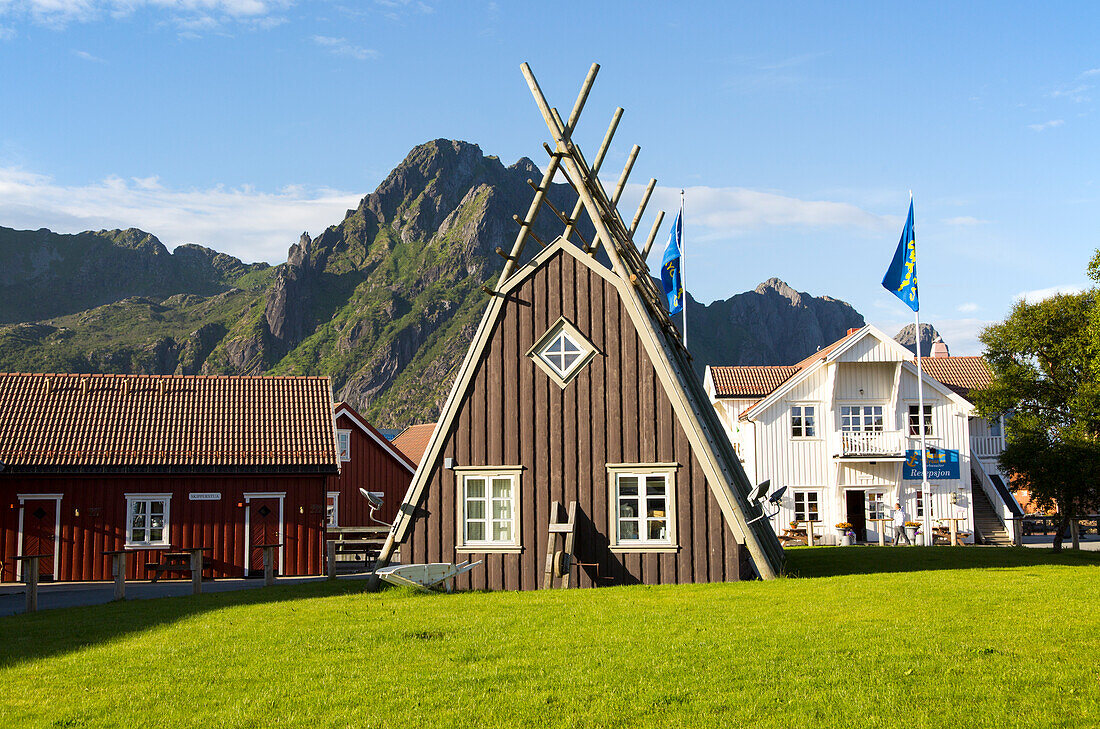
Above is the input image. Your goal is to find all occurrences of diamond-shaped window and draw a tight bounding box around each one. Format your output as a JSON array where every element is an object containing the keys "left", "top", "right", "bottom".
[{"left": 527, "top": 317, "right": 599, "bottom": 388}]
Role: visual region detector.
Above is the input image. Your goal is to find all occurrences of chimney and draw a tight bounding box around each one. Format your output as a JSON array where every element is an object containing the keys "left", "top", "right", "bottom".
[
  {"left": 931, "top": 336, "right": 949, "bottom": 358},
  {"left": 846, "top": 328, "right": 860, "bottom": 336}
]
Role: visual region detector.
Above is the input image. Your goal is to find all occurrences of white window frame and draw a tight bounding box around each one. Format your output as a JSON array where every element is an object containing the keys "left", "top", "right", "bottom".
[
  {"left": 790, "top": 404, "right": 818, "bottom": 439},
  {"left": 841, "top": 404, "right": 885, "bottom": 433},
  {"left": 455, "top": 466, "right": 523, "bottom": 553},
  {"left": 867, "top": 491, "right": 887, "bottom": 521},
  {"left": 907, "top": 403, "right": 934, "bottom": 437},
  {"left": 124, "top": 493, "right": 172, "bottom": 548},
  {"left": 792, "top": 490, "right": 821, "bottom": 523},
  {"left": 326, "top": 491, "right": 340, "bottom": 528},
  {"left": 606, "top": 463, "right": 680, "bottom": 553},
  {"left": 526, "top": 317, "right": 600, "bottom": 389},
  {"left": 337, "top": 429, "right": 351, "bottom": 462}
]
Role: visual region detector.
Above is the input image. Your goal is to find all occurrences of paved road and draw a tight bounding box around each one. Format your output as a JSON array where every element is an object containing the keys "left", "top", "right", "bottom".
[{"left": 0, "top": 574, "right": 371, "bottom": 617}]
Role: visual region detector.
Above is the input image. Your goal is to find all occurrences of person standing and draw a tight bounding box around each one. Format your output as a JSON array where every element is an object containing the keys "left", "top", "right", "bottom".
[{"left": 892, "top": 502, "right": 912, "bottom": 546}]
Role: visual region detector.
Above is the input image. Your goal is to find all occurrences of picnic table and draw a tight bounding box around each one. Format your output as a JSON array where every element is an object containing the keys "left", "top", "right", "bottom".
[
  {"left": 868, "top": 518, "right": 893, "bottom": 546},
  {"left": 147, "top": 547, "right": 212, "bottom": 595},
  {"left": 935, "top": 518, "right": 969, "bottom": 546}
]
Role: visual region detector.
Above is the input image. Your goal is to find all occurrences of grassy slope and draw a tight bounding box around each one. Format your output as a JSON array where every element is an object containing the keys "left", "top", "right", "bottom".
[{"left": 1, "top": 548, "right": 1098, "bottom": 728}]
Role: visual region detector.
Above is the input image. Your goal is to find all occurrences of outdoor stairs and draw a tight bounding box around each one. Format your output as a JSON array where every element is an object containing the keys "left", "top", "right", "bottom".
[{"left": 971, "top": 476, "right": 1013, "bottom": 546}]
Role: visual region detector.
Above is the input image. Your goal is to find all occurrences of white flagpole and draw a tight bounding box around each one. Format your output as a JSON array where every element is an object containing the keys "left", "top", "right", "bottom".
[
  {"left": 680, "top": 189, "right": 686, "bottom": 348},
  {"left": 910, "top": 191, "right": 931, "bottom": 545}
]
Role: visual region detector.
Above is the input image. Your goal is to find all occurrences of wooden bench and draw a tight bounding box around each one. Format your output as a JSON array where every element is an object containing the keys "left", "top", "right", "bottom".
[
  {"left": 146, "top": 548, "right": 213, "bottom": 594},
  {"left": 326, "top": 526, "right": 389, "bottom": 578}
]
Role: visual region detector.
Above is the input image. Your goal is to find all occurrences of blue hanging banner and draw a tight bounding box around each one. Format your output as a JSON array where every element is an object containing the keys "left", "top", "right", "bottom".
[{"left": 904, "top": 448, "right": 959, "bottom": 480}]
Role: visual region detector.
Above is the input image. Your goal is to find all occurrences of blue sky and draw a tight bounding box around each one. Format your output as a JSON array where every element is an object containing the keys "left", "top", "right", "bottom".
[{"left": 1, "top": 1, "right": 1097, "bottom": 355}]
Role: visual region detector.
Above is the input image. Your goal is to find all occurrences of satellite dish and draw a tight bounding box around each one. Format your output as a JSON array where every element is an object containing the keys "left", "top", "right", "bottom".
[
  {"left": 358, "top": 488, "right": 384, "bottom": 509},
  {"left": 767, "top": 485, "right": 787, "bottom": 505},
  {"left": 747, "top": 479, "right": 770, "bottom": 502}
]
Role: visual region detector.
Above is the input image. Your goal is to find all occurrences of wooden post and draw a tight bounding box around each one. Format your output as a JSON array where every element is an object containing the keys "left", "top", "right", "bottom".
[
  {"left": 878, "top": 521, "right": 886, "bottom": 547},
  {"left": 24, "top": 558, "right": 38, "bottom": 614},
  {"left": 629, "top": 178, "right": 656, "bottom": 237},
  {"left": 640, "top": 210, "right": 666, "bottom": 260},
  {"left": 263, "top": 547, "right": 275, "bottom": 586},
  {"left": 113, "top": 553, "right": 127, "bottom": 601},
  {"left": 1071, "top": 519, "right": 1080, "bottom": 550},
  {"left": 565, "top": 108, "right": 623, "bottom": 249},
  {"left": 190, "top": 550, "right": 202, "bottom": 596},
  {"left": 609, "top": 145, "right": 640, "bottom": 207},
  {"left": 1014, "top": 518, "right": 1023, "bottom": 547},
  {"left": 949, "top": 519, "right": 957, "bottom": 548},
  {"left": 560, "top": 501, "right": 578, "bottom": 589},
  {"left": 327, "top": 541, "right": 336, "bottom": 580}
]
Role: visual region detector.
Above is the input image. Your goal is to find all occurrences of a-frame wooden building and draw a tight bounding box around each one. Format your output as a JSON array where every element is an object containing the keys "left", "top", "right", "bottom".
[{"left": 378, "top": 63, "right": 784, "bottom": 588}]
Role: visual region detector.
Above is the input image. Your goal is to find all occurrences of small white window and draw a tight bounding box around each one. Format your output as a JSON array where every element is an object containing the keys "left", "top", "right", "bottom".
[
  {"left": 125, "top": 494, "right": 171, "bottom": 547},
  {"left": 337, "top": 430, "right": 351, "bottom": 462},
  {"left": 457, "top": 469, "right": 522, "bottom": 551},
  {"left": 913, "top": 491, "right": 925, "bottom": 518},
  {"left": 527, "top": 318, "right": 599, "bottom": 388},
  {"left": 989, "top": 418, "right": 1002, "bottom": 437},
  {"left": 793, "top": 491, "right": 820, "bottom": 522},
  {"left": 326, "top": 492, "right": 340, "bottom": 528},
  {"left": 791, "top": 405, "right": 816, "bottom": 438},
  {"left": 606, "top": 465, "right": 679, "bottom": 551},
  {"left": 908, "top": 404, "right": 933, "bottom": 436},
  {"left": 868, "top": 491, "right": 886, "bottom": 520},
  {"left": 842, "top": 405, "right": 885, "bottom": 433}
]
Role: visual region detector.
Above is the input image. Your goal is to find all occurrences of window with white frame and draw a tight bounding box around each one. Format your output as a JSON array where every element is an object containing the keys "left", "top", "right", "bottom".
[
  {"left": 791, "top": 405, "right": 817, "bottom": 438},
  {"left": 908, "top": 404, "right": 933, "bottom": 436},
  {"left": 913, "top": 491, "right": 924, "bottom": 518},
  {"left": 841, "top": 405, "right": 885, "bottom": 432},
  {"left": 125, "top": 494, "right": 171, "bottom": 547},
  {"left": 326, "top": 492, "right": 339, "bottom": 527},
  {"left": 458, "top": 470, "right": 521, "bottom": 549},
  {"left": 793, "top": 491, "right": 820, "bottom": 522},
  {"left": 607, "top": 465, "right": 678, "bottom": 549},
  {"left": 527, "top": 318, "right": 598, "bottom": 388},
  {"left": 868, "top": 491, "right": 886, "bottom": 520},
  {"left": 989, "top": 418, "right": 1002, "bottom": 437},
  {"left": 337, "top": 430, "right": 351, "bottom": 462}
]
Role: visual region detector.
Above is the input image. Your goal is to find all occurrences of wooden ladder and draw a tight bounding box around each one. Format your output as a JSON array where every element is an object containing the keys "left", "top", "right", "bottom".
[{"left": 543, "top": 500, "right": 577, "bottom": 589}]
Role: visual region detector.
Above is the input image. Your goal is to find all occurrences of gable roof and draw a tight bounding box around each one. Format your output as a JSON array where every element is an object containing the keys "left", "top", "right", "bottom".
[
  {"left": 392, "top": 423, "right": 436, "bottom": 466},
  {"left": 0, "top": 373, "right": 338, "bottom": 474},
  {"left": 334, "top": 402, "right": 417, "bottom": 473},
  {"left": 708, "top": 366, "right": 799, "bottom": 398},
  {"left": 726, "top": 326, "right": 982, "bottom": 421},
  {"left": 919, "top": 356, "right": 992, "bottom": 399}
]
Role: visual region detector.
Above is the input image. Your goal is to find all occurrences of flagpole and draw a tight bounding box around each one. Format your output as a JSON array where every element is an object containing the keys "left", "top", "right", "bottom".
[
  {"left": 909, "top": 191, "right": 932, "bottom": 545},
  {"left": 680, "top": 189, "right": 686, "bottom": 348}
]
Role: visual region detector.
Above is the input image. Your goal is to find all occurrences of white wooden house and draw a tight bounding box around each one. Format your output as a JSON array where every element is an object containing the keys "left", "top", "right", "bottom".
[{"left": 703, "top": 325, "right": 1021, "bottom": 544}]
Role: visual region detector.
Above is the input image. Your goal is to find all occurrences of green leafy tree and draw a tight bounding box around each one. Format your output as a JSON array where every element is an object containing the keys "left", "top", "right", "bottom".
[{"left": 973, "top": 265, "right": 1100, "bottom": 551}]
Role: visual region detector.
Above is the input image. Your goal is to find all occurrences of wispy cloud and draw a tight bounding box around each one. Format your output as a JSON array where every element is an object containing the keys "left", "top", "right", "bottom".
[
  {"left": 71, "top": 48, "right": 106, "bottom": 62},
  {"left": 1050, "top": 84, "right": 1091, "bottom": 103},
  {"left": 943, "top": 216, "right": 989, "bottom": 226},
  {"left": 1028, "top": 119, "right": 1064, "bottom": 132},
  {"left": 1015, "top": 284, "right": 1085, "bottom": 303},
  {"left": 957, "top": 302, "right": 978, "bottom": 313},
  {"left": 311, "top": 34, "right": 377, "bottom": 60},
  {"left": 1083, "top": 68, "right": 1100, "bottom": 77},
  {"left": 628, "top": 184, "right": 891, "bottom": 234},
  {"left": 0, "top": 0, "right": 292, "bottom": 32},
  {"left": 0, "top": 166, "right": 363, "bottom": 264}
]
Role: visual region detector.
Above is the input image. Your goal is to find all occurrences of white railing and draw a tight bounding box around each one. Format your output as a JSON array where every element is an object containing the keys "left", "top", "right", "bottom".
[
  {"left": 840, "top": 430, "right": 904, "bottom": 457},
  {"left": 971, "top": 435, "right": 1005, "bottom": 458}
]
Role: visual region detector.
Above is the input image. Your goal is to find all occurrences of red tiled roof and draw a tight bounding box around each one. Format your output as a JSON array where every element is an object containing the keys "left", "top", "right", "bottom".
[
  {"left": 0, "top": 373, "right": 338, "bottom": 473},
  {"left": 334, "top": 401, "right": 417, "bottom": 471},
  {"left": 709, "top": 366, "right": 800, "bottom": 398},
  {"left": 712, "top": 330, "right": 862, "bottom": 400},
  {"left": 392, "top": 423, "right": 436, "bottom": 466},
  {"left": 921, "top": 356, "right": 992, "bottom": 399}
]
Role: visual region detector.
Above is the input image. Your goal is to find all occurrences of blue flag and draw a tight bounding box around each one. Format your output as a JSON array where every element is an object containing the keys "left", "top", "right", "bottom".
[
  {"left": 882, "top": 200, "right": 918, "bottom": 312},
  {"left": 661, "top": 209, "right": 684, "bottom": 315}
]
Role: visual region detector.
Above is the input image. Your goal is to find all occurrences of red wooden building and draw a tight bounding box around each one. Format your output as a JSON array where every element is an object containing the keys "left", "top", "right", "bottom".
[
  {"left": 0, "top": 373, "right": 339, "bottom": 582},
  {"left": 329, "top": 402, "right": 416, "bottom": 527},
  {"left": 377, "top": 63, "right": 784, "bottom": 589}
]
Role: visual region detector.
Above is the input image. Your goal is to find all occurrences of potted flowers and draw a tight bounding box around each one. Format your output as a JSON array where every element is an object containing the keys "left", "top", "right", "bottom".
[
  {"left": 835, "top": 521, "right": 852, "bottom": 535},
  {"left": 904, "top": 521, "right": 920, "bottom": 542}
]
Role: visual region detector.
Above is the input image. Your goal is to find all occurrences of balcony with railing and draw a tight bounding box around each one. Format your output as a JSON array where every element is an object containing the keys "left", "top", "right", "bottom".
[
  {"left": 838, "top": 430, "right": 905, "bottom": 458},
  {"left": 971, "top": 435, "right": 1005, "bottom": 458}
]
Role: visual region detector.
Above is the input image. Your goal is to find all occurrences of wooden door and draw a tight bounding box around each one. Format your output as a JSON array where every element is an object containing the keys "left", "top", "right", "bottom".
[
  {"left": 22, "top": 499, "right": 58, "bottom": 581},
  {"left": 248, "top": 498, "right": 281, "bottom": 575},
  {"left": 845, "top": 491, "right": 867, "bottom": 543}
]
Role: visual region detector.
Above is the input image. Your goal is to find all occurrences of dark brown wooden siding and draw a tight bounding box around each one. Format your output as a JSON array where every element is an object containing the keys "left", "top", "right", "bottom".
[
  {"left": 0, "top": 474, "right": 327, "bottom": 582},
  {"left": 405, "top": 249, "right": 746, "bottom": 589},
  {"left": 330, "top": 413, "right": 413, "bottom": 526}
]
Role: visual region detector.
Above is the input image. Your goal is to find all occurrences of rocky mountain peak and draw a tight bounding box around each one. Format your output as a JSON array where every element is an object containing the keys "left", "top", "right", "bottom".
[{"left": 894, "top": 323, "right": 944, "bottom": 357}]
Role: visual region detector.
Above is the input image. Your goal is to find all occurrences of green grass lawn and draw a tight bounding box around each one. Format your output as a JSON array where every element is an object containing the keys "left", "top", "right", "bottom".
[{"left": 2, "top": 547, "right": 1098, "bottom": 728}]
